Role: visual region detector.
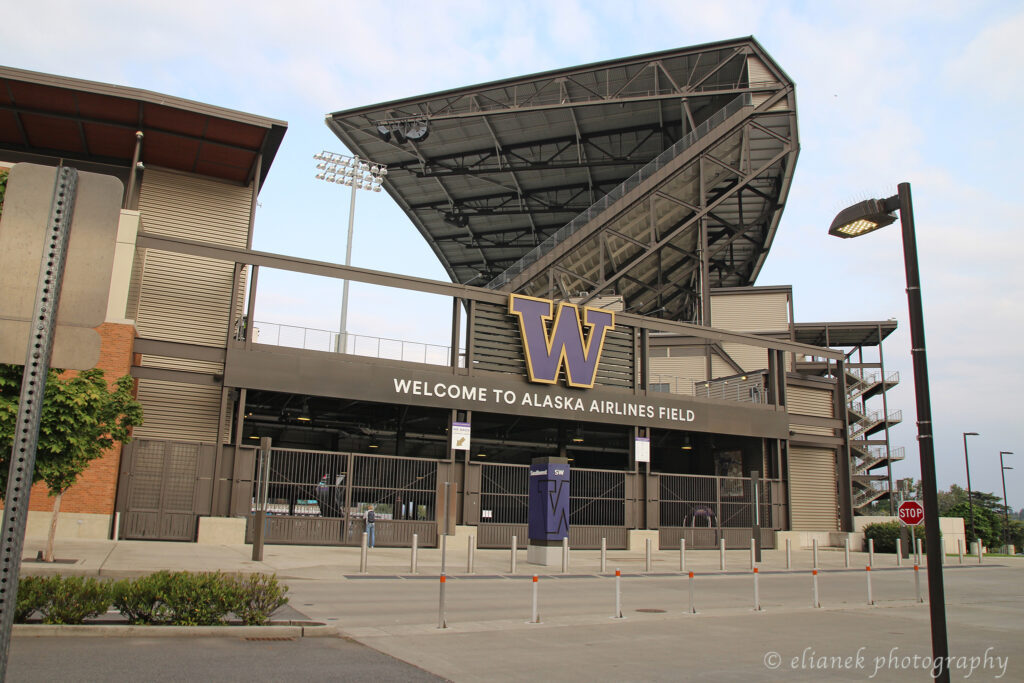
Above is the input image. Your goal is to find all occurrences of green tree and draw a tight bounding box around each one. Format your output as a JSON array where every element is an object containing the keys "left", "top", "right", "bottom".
[
  {"left": 945, "top": 501, "right": 1002, "bottom": 549},
  {"left": 0, "top": 364, "right": 143, "bottom": 561}
]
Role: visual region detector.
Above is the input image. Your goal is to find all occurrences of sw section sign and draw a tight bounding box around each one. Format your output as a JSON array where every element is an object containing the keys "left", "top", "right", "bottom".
[{"left": 898, "top": 500, "right": 925, "bottom": 526}]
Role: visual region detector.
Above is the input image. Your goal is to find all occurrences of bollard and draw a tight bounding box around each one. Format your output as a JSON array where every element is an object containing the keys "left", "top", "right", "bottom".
[
  {"left": 752, "top": 567, "right": 761, "bottom": 611},
  {"left": 958, "top": 539, "right": 964, "bottom": 564},
  {"left": 896, "top": 538, "right": 903, "bottom": 568},
  {"left": 562, "top": 537, "right": 569, "bottom": 573},
  {"left": 720, "top": 539, "right": 726, "bottom": 571},
  {"left": 786, "top": 538, "right": 792, "bottom": 570},
  {"left": 812, "top": 569, "right": 820, "bottom": 608},
  {"left": 977, "top": 539, "right": 983, "bottom": 564},
  {"left": 916, "top": 538, "right": 923, "bottom": 566},
  {"left": 868, "top": 538, "right": 875, "bottom": 568},
  {"left": 645, "top": 538, "right": 652, "bottom": 573},
  {"left": 467, "top": 535, "right": 475, "bottom": 574},
  {"left": 812, "top": 539, "right": 819, "bottom": 569},
  {"left": 601, "top": 537, "right": 607, "bottom": 574},
  {"left": 680, "top": 539, "right": 686, "bottom": 572},
  {"left": 360, "top": 532, "right": 368, "bottom": 573},
  {"left": 687, "top": 571, "right": 696, "bottom": 614},
  {"left": 410, "top": 533, "right": 419, "bottom": 573},
  {"left": 531, "top": 575, "right": 540, "bottom": 623},
  {"left": 511, "top": 535, "right": 518, "bottom": 573},
  {"left": 866, "top": 566, "right": 874, "bottom": 605},
  {"left": 614, "top": 569, "right": 623, "bottom": 618},
  {"left": 750, "top": 538, "right": 756, "bottom": 571},
  {"left": 437, "top": 573, "right": 447, "bottom": 629},
  {"left": 914, "top": 564, "right": 923, "bottom": 603},
  {"left": 844, "top": 538, "right": 850, "bottom": 568}
]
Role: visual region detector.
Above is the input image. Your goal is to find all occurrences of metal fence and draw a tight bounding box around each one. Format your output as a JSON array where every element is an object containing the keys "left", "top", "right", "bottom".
[
  {"left": 478, "top": 463, "right": 626, "bottom": 526},
  {"left": 659, "top": 473, "right": 785, "bottom": 546}
]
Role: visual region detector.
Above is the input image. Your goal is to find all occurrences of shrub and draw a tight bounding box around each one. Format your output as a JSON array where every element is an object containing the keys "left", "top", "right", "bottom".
[
  {"left": 863, "top": 521, "right": 926, "bottom": 554},
  {"left": 111, "top": 571, "right": 174, "bottom": 625},
  {"left": 230, "top": 574, "right": 289, "bottom": 625},
  {"left": 160, "top": 572, "right": 235, "bottom": 626},
  {"left": 15, "top": 576, "right": 49, "bottom": 623},
  {"left": 38, "top": 576, "right": 112, "bottom": 625}
]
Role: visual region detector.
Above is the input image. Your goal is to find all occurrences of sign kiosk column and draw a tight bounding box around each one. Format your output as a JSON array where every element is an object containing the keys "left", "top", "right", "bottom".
[{"left": 527, "top": 456, "right": 570, "bottom": 566}]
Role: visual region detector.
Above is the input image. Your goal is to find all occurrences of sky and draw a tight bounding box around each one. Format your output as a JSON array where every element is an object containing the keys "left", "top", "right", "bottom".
[{"left": 3, "top": 0, "right": 1022, "bottom": 504}]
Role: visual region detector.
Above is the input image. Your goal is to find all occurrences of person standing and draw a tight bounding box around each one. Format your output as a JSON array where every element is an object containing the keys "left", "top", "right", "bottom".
[{"left": 365, "top": 505, "right": 376, "bottom": 548}]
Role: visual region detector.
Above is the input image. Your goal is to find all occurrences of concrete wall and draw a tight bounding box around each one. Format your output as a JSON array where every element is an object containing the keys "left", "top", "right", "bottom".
[
  {"left": 23, "top": 511, "right": 112, "bottom": 540},
  {"left": 197, "top": 516, "right": 247, "bottom": 545}
]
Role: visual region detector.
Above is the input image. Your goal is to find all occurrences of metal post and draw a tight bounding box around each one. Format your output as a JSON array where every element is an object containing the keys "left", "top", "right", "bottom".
[
  {"left": 963, "top": 432, "right": 978, "bottom": 542},
  {"left": 645, "top": 538, "right": 652, "bottom": 573},
  {"left": 786, "top": 539, "right": 791, "bottom": 570},
  {"left": 844, "top": 538, "right": 850, "bottom": 568},
  {"left": 958, "top": 539, "right": 963, "bottom": 564},
  {"left": 468, "top": 535, "right": 475, "bottom": 574},
  {"left": 0, "top": 167, "right": 78, "bottom": 678},
  {"left": 812, "top": 569, "right": 820, "bottom": 608},
  {"left": 614, "top": 569, "right": 623, "bottom": 618},
  {"left": 510, "top": 535, "right": 517, "bottom": 574},
  {"left": 719, "top": 538, "right": 726, "bottom": 571},
  {"left": 812, "top": 539, "right": 818, "bottom": 569},
  {"left": 438, "top": 573, "right": 447, "bottom": 629},
  {"left": 335, "top": 176, "right": 359, "bottom": 353},
  {"left": 752, "top": 567, "right": 761, "bottom": 611},
  {"left": 896, "top": 538, "right": 903, "bottom": 568},
  {"left": 359, "top": 532, "right": 368, "bottom": 573},
  {"left": 687, "top": 571, "right": 696, "bottom": 614},
  {"left": 563, "top": 537, "right": 570, "bottom": 573},
  {"left": 917, "top": 538, "right": 923, "bottom": 566},
  {"left": 868, "top": 538, "right": 874, "bottom": 568},
  {"left": 680, "top": 539, "right": 686, "bottom": 572},
  {"left": 252, "top": 437, "right": 272, "bottom": 562},
  {"left": 1000, "top": 452, "right": 1014, "bottom": 551},
  {"left": 750, "top": 538, "right": 756, "bottom": 571},
  {"left": 866, "top": 566, "right": 874, "bottom": 605},
  {"left": 601, "top": 537, "right": 607, "bottom": 573},
  {"left": 531, "top": 575, "right": 539, "bottom": 624},
  {"left": 411, "top": 533, "right": 418, "bottom": 573},
  {"left": 914, "top": 564, "right": 923, "bottom": 603},
  {"left": 977, "top": 538, "right": 983, "bottom": 564}
]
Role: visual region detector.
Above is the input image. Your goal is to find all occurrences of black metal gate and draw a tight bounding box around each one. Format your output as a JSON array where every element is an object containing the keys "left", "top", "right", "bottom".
[
  {"left": 657, "top": 474, "right": 785, "bottom": 549},
  {"left": 119, "top": 439, "right": 214, "bottom": 541}
]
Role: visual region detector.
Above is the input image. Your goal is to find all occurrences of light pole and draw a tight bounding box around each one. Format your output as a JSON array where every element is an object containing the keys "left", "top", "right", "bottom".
[
  {"left": 962, "top": 431, "right": 979, "bottom": 540},
  {"left": 313, "top": 150, "right": 388, "bottom": 353},
  {"left": 1000, "top": 451, "right": 1014, "bottom": 551},
  {"left": 829, "top": 182, "right": 949, "bottom": 683}
]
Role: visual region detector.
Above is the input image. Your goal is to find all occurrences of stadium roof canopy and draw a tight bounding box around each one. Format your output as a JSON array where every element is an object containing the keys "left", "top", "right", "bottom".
[
  {"left": 0, "top": 65, "right": 286, "bottom": 188},
  {"left": 327, "top": 37, "right": 798, "bottom": 322}
]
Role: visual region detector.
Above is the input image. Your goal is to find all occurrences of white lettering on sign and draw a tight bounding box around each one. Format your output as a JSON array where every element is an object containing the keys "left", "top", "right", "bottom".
[
  {"left": 554, "top": 469, "right": 565, "bottom": 476},
  {"left": 530, "top": 469, "right": 548, "bottom": 477}
]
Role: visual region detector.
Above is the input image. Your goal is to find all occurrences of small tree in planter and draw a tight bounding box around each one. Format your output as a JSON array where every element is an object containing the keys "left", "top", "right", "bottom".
[{"left": 0, "top": 365, "right": 143, "bottom": 561}]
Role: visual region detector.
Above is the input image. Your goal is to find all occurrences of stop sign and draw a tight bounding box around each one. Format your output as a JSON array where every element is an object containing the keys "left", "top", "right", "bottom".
[{"left": 898, "top": 500, "right": 925, "bottom": 526}]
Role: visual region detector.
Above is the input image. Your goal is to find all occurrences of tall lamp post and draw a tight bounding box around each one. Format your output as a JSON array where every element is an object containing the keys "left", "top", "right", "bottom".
[
  {"left": 1000, "top": 451, "right": 1014, "bottom": 551},
  {"left": 313, "top": 151, "right": 388, "bottom": 353},
  {"left": 963, "top": 431, "right": 979, "bottom": 540},
  {"left": 828, "top": 182, "right": 950, "bottom": 683}
]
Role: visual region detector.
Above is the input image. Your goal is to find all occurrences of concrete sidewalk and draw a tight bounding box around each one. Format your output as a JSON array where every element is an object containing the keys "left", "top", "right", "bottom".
[{"left": 18, "top": 536, "right": 1019, "bottom": 580}]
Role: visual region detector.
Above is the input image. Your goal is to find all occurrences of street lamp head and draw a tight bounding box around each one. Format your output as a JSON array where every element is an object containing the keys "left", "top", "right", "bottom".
[
  {"left": 828, "top": 198, "right": 897, "bottom": 238},
  {"left": 964, "top": 431, "right": 979, "bottom": 437}
]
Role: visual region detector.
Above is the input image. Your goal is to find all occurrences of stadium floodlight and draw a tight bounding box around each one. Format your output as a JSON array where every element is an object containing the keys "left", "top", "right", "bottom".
[
  {"left": 313, "top": 150, "right": 388, "bottom": 353},
  {"left": 829, "top": 182, "right": 950, "bottom": 683}
]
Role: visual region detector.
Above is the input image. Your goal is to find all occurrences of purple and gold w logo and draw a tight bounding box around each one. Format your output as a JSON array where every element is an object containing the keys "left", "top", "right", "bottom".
[{"left": 509, "top": 294, "right": 615, "bottom": 389}]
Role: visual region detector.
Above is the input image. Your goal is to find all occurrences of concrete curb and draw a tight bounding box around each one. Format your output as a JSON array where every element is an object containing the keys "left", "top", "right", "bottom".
[{"left": 12, "top": 623, "right": 338, "bottom": 638}]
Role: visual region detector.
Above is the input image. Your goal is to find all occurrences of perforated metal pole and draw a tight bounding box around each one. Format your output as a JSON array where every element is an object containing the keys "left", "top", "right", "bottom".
[
  {"left": 411, "top": 533, "right": 418, "bottom": 573},
  {"left": 752, "top": 567, "right": 761, "bottom": 611},
  {"left": 645, "top": 538, "right": 652, "bottom": 573},
  {"left": 866, "top": 566, "right": 874, "bottom": 605},
  {"left": 812, "top": 539, "right": 819, "bottom": 569},
  {"left": 680, "top": 539, "right": 686, "bottom": 572},
  {"left": 601, "top": 537, "right": 607, "bottom": 573},
  {"left": 614, "top": 569, "right": 623, "bottom": 618},
  {"left": 531, "top": 575, "right": 539, "bottom": 623},
  {"left": 359, "top": 532, "right": 368, "bottom": 573},
  {"left": 688, "top": 571, "right": 696, "bottom": 613},
  {"left": 786, "top": 539, "right": 791, "bottom": 570},
  {"left": 720, "top": 539, "right": 726, "bottom": 571},
  {"left": 896, "top": 538, "right": 903, "bottom": 568},
  {"left": 914, "top": 564, "right": 923, "bottom": 603},
  {"left": 812, "top": 569, "right": 820, "bottom": 608},
  {"left": 0, "top": 167, "right": 78, "bottom": 679},
  {"left": 510, "top": 535, "right": 517, "bottom": 573}
]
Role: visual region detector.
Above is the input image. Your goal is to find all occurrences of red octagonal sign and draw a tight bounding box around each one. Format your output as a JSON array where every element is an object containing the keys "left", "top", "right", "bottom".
[{"left": 898, "top": 500, "right": 925, "bottom": 526}]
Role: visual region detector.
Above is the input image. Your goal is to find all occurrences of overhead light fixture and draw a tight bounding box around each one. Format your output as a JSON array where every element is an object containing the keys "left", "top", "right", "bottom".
[
  {"left": 571, "top": 426, "right": 584, "bottom": 443},
  {"left": 681, "top": 434, "right": 693, "bottom": 450},
  {"left": 297, "top": 416, "right": 311, "bottom": 422},
  {"left": 248, "top": 435, "right": 259, "bottom": 440},
  {"left": 828, "top": 198, "right": 898, "bottom": 238}
]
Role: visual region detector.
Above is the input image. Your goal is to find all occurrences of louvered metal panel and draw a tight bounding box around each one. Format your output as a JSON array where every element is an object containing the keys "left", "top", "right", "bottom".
[
  {"left": 648, "top": 355, "right": 705, "bottom": 395},
  {"left": 788, "top": 385, "right": 834, "bottom": 418},
  {"left": 720, "top": 342, "right": 769, "bottom": 373},
  {"left": 133, "top": 378, "right": 221, "bottom": 442},
  {"left": 788, "top": 446, "right": 838, "bottom": 531},
  {"left": 139, "top": 355, "right": 224, "bottom": 373},
  {"left": 710, "top": 291, "right": 789, "bottom": 332},
  {"left": 470, "top": 300, "right": 634, "bottom": 388},
  {"left": 138, "top": 169, "right": 251, "bottom": 247}
]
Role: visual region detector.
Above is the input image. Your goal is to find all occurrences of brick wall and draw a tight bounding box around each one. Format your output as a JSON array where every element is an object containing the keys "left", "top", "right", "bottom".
[{"left": 27, "top": 322, "right": 136, "bottom": 515}]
